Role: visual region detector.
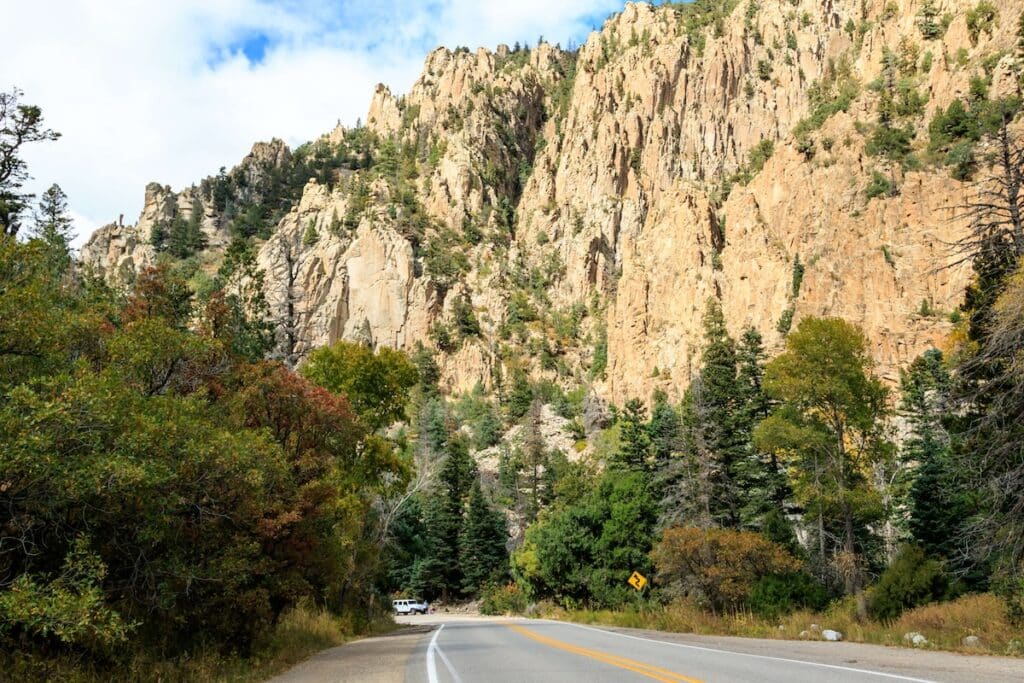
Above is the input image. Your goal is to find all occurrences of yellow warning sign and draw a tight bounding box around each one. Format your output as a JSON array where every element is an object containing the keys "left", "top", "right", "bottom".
[{"left": 628, "top": 571, "right": 647, "bottom": 591}]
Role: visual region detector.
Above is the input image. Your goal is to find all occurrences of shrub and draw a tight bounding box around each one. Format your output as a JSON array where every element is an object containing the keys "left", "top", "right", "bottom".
[
  {"left": 776, "top": 307, "right": 795, "bottom": 334},
  {"left": 966, "top": 1, "right": 998, "bottom": 44},
  {"left": 652, "top": 527, "right": 801, "bottom": 612},
  {"left": 749, "top": 573, "right": 830, "bottom": 618},
  {"left": 453, "top": 295, "right": 481, "bottom": 338},
  {"left": 481, "top": 583, "right": 530, "bottom": 615},
  {"left": 866, "top": 171, "right": 894, "bottom": 199},
  {"left": 917, "top": 0, "right": 944, "bottom": 40},
  {"left": 866, "top": 124, "right": 913, "bottom": 161},
  {"left": 946, "top": 140, "right": 977, "bottom": 180},
  {"left": 868, "top": 545, "right": 949, "bottom": 622},
  {"left": 748, "top": 139, "right": 774, "bottom": 172},
  {"left": 793, "top": 60, "right": 860, "bottom": 136}
]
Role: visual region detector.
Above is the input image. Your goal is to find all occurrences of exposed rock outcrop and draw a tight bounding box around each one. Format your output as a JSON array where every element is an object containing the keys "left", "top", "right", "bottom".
[{"left": 83, "top": 0, "right": 1024, "bottom": 405}]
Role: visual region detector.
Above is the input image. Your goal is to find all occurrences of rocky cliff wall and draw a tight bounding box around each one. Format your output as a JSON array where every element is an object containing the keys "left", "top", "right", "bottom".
[{"left": 83, "top": 0, "right": 1024, "bottom": 405}]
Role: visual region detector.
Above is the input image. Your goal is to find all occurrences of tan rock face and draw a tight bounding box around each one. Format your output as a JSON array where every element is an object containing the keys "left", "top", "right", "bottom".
[{"left": 84, "top": 0, "right": 1024, "bottom": 404}]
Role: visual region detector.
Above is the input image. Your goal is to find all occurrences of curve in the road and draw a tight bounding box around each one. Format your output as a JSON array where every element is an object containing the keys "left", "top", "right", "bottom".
[
  {"left": 560, "top": 622, "right": 936, "bottom": 683},
  {"left": 508, "top": 624, "right": 704, "bottom": 683}
]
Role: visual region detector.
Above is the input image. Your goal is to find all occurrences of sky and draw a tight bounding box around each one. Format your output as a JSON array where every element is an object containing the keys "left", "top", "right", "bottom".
[{"left": 2, "top": 0, "right": 626, "bottom": 247}]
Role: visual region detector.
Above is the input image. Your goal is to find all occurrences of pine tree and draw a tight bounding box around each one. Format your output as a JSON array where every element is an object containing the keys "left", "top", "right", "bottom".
[
  {"left": 414, "top": 434, "right": 477, "bottom": 600},
  {"left": 733, "top": 326, "right": 788, "bottom": 527},
  {"left": 458, "top": 479, "right": 509, "bottom": 594},
  {"left": 648, "top": 389, "right": 681, "bottom": 471},
  {"left": 900, "top": 349, "right": 960, "bottom": 559},
  {"left": 31, "top": 183, "right": 74, "bottom": 275},
  {"left": 697, "top": 299, "right": 744, "bottom": 527},
  {"left": 166, "top": 200, "right": 207, "bottom": 259},
  {"left": 616, "top": 398, "right": 651, "bottom": 472},
  {"left": 302, "top": 219, "right": 319, "bottom": 247}
]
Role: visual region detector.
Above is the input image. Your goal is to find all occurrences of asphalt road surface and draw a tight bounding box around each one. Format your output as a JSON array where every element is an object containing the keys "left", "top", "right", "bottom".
[{"left": 273, "top": 615, "right": 1024, "bottom": 683}]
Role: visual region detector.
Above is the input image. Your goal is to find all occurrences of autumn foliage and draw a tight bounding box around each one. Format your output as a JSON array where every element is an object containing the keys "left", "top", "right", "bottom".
[
  {"left": 0, "top": 251, "right": 412, "bottom": 660},
  {"left": 652, "top": 527, "right": 801, "bottom": 611}
]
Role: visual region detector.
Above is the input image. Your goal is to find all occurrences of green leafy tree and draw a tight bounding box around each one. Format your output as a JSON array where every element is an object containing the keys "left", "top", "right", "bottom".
[
  {"left": 754, "top": 317, "right": 891, "bottom": 616},
  {"left": 519, "top": 469, "right": 655, "bottom": 607},
  {"left": 205, "top": 245, "right": 276, "bottom": 361},
  {"left": 868, "top": 545, "right": 949, "bottom": 621},
  {"left": 301, "top": 341, "right": 418, "bottom": 430}
]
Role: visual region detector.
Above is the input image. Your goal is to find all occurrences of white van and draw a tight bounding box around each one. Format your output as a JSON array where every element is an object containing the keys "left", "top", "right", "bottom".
[{"left": 392, "top": 598, "right": 429, "bottom": 615}]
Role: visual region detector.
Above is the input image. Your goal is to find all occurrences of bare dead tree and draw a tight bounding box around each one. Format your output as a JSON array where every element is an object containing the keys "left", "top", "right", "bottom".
[
  {"left": 271, "top": 234, "right": 303, "bottom": 368},
  {"left": 951, "top": 102, "right": 1024, "bottom": 271},
  {"left": 958, "top": 272, "right": 1024, "bottom": 575}
]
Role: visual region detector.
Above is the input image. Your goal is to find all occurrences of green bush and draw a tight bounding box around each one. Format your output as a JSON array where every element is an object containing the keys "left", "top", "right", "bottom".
[
  {"left": 917, "top": 0, "right": 944, "bottom": 39},
  {"left": 946, "top": 140, "right": 977, "bottom": 180},
  {"left": 866, "top": 171, "right": 894, "bottom": 199},
  {"left": 966, "top": 1, "right": 998, "bottom": 44},
  {"left": 776, "top": 307, "right": 795, "bottom": 334},
  {"left": 868, "top": 545, "right": 949, "bottom": 621},
  {"left": 866, "top": 124, "right": 913, "bottom": 161},
  {"left": 748, "top": 572, "right": 830, "bottom": 618},
  {"left": 481, "top": 583, "right": 530, "bottom": 615}
]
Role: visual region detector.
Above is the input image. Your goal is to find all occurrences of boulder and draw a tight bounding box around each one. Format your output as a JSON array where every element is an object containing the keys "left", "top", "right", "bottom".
[
  {"left": 822, "top": 629, "right": 843, "bottom": 642},
  {"left": 962, "top": 635, "right": 981, "bottom": 647},
  {"left": 903, "top": 632, "right": 929, "bottom": 647}
]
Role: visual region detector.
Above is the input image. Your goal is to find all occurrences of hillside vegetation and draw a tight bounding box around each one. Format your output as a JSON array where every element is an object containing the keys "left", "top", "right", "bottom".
[{"left": 3, "top": 0, "right": 1024, "bottom": 676}]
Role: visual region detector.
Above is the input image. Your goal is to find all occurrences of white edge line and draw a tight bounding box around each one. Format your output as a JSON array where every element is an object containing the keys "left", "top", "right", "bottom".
[
  {"left": 437, "top": 643, "right": 465, "bottom": 683},
  {"left": 426, "top": 623, "right": 444, "bottom": 683},
  {"left": 552, "top": 621, "right": 938, "bottom": 683}
]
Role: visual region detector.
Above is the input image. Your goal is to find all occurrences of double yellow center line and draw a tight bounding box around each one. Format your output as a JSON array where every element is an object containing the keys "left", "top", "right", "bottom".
[{"left": 507, "top": 624, "right": 705, "bottom": 683}]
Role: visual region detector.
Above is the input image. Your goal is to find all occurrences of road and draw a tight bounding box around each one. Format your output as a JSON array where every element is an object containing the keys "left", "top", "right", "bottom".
[{"left": 272, "top": 614, "right": 1024, "bottom": 683}]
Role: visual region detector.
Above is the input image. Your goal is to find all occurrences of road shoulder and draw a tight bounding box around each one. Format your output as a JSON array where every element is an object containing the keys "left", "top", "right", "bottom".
[
  {"left": 268, "top": 625, "right": 432, "bottom": 683},
  {"left": 551, "top": 620, "right": 1024, "bottom": 683}
]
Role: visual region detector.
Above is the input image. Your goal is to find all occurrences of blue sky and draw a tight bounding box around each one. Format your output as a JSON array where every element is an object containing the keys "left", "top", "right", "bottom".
[{"left": 2, "top": 0, "right": 627, "bottom": 246}]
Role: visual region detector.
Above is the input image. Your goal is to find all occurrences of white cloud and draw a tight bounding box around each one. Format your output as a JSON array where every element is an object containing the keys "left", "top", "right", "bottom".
[{"left": 2, "top": 0, "right": 624, "bottom": 247}]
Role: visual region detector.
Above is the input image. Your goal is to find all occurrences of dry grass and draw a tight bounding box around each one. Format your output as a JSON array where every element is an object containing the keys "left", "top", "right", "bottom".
[
  {"left": 544, "top": 593, "right": 1024, "bottom": 657},
  {"left": 2, "top": 604, "right": 397, "bottom": 682}
]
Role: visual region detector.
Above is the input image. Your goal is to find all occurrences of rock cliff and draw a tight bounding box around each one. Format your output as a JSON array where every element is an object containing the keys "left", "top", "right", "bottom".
[{"left": 82, "top": 0, "right": 1024, "bottom": 404}]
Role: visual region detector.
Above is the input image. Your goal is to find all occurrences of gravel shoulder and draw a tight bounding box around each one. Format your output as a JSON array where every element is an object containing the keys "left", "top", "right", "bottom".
[{"left": 267, "top": 625, "right": 431, "bottom": 683}]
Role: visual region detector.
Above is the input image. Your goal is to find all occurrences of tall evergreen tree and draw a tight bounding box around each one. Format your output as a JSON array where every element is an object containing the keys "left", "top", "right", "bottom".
[
  {"left": 458, "top": 479, "right": 509, "bottom": 594},
  {"left": 616, "top": 398, "right": 652, "bottom": 472},
  {"left": 733, "top": 326, "right": 788, "bottom": 527},
  {"left": 412, "top": 434, "right": 477, "bottom": 600},
  {"left": 648, "top": 389, "right": 681, "bottom": 471},
  {"left": 696, "top": 299, "right": 743, "bottom": 527},
  {"left": 899, "top": 349, "right": 963, "bottom": 560},
  {"left": 167, "top": 200, "right": 207, "bottom": 259},
  {"left": 30, "top": 183, "right": 74, "bottom": 275}
]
